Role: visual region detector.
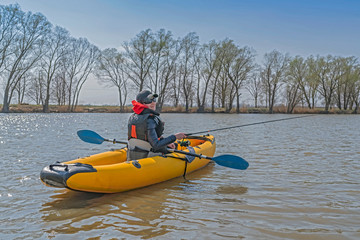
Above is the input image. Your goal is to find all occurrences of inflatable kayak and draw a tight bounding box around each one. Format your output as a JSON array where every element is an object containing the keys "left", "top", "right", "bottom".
[{"left": 40, "top": 135, "right": 216, "bottom": 193}]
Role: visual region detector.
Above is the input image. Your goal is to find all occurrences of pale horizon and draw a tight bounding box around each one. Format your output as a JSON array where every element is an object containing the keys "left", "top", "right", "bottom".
[{"left": 1, "top": 0, "right": 359, "bottom": 105}]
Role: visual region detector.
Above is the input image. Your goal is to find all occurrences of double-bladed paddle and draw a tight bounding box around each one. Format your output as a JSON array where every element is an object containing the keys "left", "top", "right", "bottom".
[
  {"left": 77, "top": 130, "right": 127, "bottom": 145},
  {"left": 77, "top": 130, "right": 249, "bottom": 170},
  {"left": 167, "top": 148, "right": 249, "bottom": 170}
]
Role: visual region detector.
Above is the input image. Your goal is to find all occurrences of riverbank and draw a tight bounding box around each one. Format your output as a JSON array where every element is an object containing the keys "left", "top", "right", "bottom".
[{"left": 1, "top": 104, "right": 357, "bottom": 114}]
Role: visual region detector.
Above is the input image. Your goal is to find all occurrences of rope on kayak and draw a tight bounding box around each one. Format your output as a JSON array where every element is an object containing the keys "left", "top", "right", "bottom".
[
  {"left": 162, "top": 151, "right": 188, "bottom": 180},
  {"left": 178, "top": 143, "right": 189, "bottom": 181},
  {"left": 183, "top": 160, "right": 188, "bottom": 181}
]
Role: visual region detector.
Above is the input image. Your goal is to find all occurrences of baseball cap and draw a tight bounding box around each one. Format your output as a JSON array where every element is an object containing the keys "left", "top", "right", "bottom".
[{"left": 136, "top": 90, "right": 158, "bottom": 104}]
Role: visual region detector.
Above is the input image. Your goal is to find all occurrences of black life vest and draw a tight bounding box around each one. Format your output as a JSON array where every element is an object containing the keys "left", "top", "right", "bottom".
[{"left": 128, "top": 111, "right": 164, "bottom": 141}]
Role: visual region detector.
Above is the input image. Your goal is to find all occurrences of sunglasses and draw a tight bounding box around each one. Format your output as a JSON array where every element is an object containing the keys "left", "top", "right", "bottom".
[{"left": 144, "top": 95, "right": 157, "bottom": 104}]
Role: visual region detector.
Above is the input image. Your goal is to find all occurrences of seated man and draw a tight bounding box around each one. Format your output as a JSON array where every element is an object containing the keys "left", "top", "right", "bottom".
[{"left": 127, "top": 90, "right": 186, "bottom": 160}]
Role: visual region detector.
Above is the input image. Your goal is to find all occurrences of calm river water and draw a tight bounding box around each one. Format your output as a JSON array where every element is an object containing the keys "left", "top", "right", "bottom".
[{"left": 0, "top": 113, "right": 359, "bottom": 239}]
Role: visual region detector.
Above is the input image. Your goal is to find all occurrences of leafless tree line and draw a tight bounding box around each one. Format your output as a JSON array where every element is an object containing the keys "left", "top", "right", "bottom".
[
  {"left": 98, "top": 29, "right": 360, "bottom": 113},
  {"left": 2, "top": 4, "right": 360, "bottom": 113},
  {"left": 0, "top": 4, "right": 99, "bottom": 113},
  {"left": 97, "top": 29, "right": 257, "bottom": 113}
]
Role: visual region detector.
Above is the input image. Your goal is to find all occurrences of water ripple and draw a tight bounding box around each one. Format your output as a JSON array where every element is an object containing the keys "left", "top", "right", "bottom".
[{"left": 1, "top": 114, "right": 360, "bottom": 239}]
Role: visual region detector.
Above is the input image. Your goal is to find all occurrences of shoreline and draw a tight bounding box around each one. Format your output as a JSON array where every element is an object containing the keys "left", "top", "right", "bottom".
[{"left": 1, "top": 104, "right": 357, "bottom": 114}]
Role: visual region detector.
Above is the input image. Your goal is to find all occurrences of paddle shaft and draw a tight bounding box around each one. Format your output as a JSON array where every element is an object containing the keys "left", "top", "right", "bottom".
[
  {"left": 167, "top": 148, "right": 212, "bottom": 160},
  {"left": 103, "top": 138, "right": 128, "bottom": 145},
  {"left": 186, "top": 115, "right": 313, "bottom": 135},
  {"left": 167, "top": 148, "right": 249, "bottom": 170}
]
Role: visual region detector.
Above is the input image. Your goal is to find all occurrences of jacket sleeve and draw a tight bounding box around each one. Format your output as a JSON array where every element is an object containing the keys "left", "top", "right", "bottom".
[{"left": 146, "top": 118, "right": 176, "bottom": 152}]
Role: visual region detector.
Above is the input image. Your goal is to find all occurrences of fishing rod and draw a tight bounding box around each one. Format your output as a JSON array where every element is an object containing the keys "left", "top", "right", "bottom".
[{"left": 186, "top": 115, "right": 313, "bottom": 136}]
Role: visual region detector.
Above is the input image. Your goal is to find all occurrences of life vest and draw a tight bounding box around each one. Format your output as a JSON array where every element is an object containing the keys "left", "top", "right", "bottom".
[
  {"left": 127, "top": 112, "right": 164, "bottom": 141},
  {"left": 127, "top": 101, "right": 165, "bottom": 160}
]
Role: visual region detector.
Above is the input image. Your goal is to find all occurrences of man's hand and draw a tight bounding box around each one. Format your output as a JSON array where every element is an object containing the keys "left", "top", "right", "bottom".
[
  {"left": 174, "top": 133, "right": 187, "bottom": 140},
  {"left": 168, "top": 143, "right": 176, "bottom": 149}
]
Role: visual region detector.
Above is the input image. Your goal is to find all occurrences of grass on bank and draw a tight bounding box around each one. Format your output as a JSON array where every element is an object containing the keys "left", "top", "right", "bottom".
[{"left": 0, "top": 103, "right": 356, "bottom": 114}]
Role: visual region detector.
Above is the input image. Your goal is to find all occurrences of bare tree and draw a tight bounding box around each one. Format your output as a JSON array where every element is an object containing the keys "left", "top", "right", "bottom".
[
  {"left": 295, "top": 56, "right": 319, "bottom": 109},
  {"left": 64, "top": 37, "right": 99, "bottom": 112},
  {"left": 284, "top": 80, "right": 301, "bottom": 114},
  {"left": 284, "top": 56, "right": 307, "bottom": 113},
  {"left": 195, "top": 40, "right": 221, "bottom": 112},
  {"left": 171, "top": 64, "right": 181, "bottom": 108},
  {"left": 351, "top": 65, "right": 360, "bottom": 113},
  {"left": 261, "top": 50, "right": 290, "bottom": 113},
  {"left": 178, "top": 32, "right": 199, "bottom": 112},
  {"left": 246, "top": 70, "right": 262, "bottom": 108},
  {"left": 216, "top": 69, "right": 236, "bottom": 112},
  {"left": 0, "top": 4, "right": 20, "bottom": 74},
  {"left": 27, "top": 70, "right": 45, "bottom": 105},
  {"left": 208, "top": 41, "right": 227, "bottom": 112},
  {"left": 1, "top": 7, "right": 50, "bottom": 112},
  {"left": 311, "top": 55, "right": 343, "bottom": 111},
  {"left": 41, "top": 26, "right": 69, "bottom": 112},
  {"left": 149, "top": 29, "right": 181, "bottom": 112},
  {"left": 52, "top": 69, "right": 67, "bottom": 106},
  {"left": 334, "top": 57, "right": 358, "bottom": 110},
  {"left": 123, "top": 29, "right": 154, "bottom": 91},
  {"left": 221, "top": 40, "right": 255, "bottom": 113},
  {"left": 148, "top": 29, "right": 171, "bottom": 92},
  {"left": 14, "top": 72, "right": 28, "bottom": 104},
  {"left": 96, "top": 48, "right": 128, "bottom": 112}
]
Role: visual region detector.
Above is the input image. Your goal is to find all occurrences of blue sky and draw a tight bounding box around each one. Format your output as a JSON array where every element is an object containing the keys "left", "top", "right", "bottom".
[{"left": 2, "top": 0, "right": 360, "bottom": 104}]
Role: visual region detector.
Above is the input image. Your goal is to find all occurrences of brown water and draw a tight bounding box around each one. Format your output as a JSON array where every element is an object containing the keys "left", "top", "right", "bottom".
[{"left": 0, "top": 113, "right": 359, "bottom": 239}]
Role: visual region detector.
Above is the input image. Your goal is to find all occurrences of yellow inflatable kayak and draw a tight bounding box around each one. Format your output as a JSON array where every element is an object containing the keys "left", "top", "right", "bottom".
[{"left": 40, "top": 135, "right": 216, "bottom": 193}]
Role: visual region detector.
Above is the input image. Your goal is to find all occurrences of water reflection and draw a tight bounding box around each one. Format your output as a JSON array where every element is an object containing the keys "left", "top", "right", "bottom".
[
  {"left": 216, "top": 185, "right": 248, "bottom": 195},
  {"left": 42, "top": 190, "right": 105, "bottom": 210},
  {"left": 40, "top": 164, "right": 216, "bottom": 239}
]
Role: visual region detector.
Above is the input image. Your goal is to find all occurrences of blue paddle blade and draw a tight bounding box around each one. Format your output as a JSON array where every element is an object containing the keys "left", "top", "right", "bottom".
[
  {"left": 77, "top": 130, "right": 105, "bottom": 144},
  {"left": 212, "top": 155, "right": 249, "bottom": 170}
]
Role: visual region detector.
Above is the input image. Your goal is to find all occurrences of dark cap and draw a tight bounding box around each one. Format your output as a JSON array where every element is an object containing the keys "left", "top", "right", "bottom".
[{"left": 136, "top": 90, "right": 158, "bottom": 104}]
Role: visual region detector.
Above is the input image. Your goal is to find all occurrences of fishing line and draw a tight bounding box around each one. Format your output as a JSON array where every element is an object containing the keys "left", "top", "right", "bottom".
[{"left": 186, "top": 115, "right": 313, "bottom": 135}]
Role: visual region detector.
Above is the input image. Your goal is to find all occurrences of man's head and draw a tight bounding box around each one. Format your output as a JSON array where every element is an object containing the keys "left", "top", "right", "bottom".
[{"left": 136, "top": 90, "right": 158, "bottom": 104}]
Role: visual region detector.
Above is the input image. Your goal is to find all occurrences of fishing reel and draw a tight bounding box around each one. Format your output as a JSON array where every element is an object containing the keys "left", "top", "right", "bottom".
[{"left": 177, "top": 140, "right": 191, "bottom": 147}]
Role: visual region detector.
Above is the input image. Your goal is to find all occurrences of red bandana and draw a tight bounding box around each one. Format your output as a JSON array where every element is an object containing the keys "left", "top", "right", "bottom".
[{"left": 132, "top": 100, "right": 148, "bottom": 114}]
